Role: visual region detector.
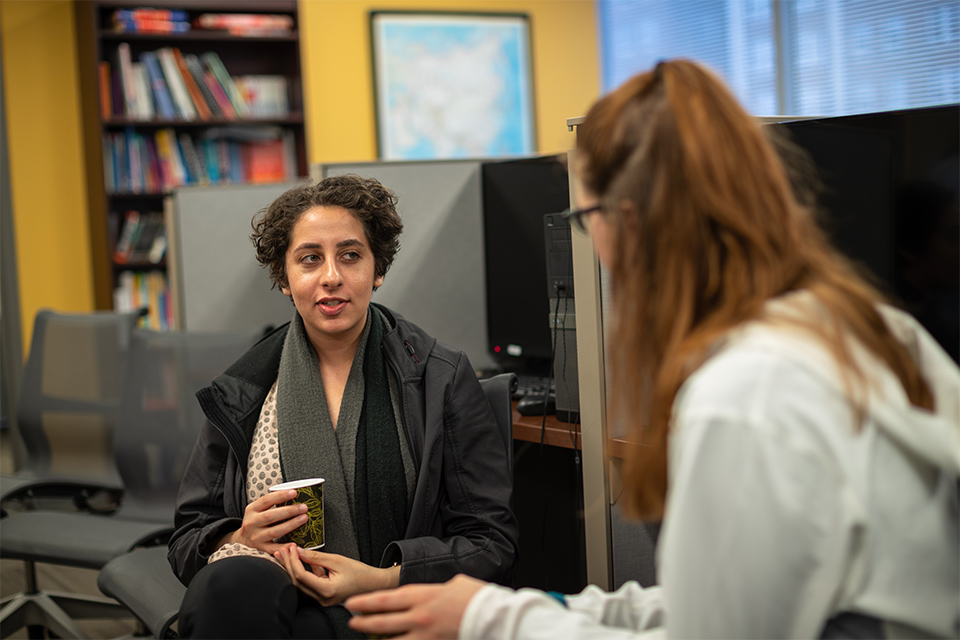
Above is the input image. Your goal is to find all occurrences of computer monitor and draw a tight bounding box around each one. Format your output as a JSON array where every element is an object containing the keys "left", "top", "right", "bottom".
[
  {"left": 481, "top": 155, "right": 571, "bottom": 375},
  {"left": 774, "top": 104, "right": 959, "bottom": 362}
]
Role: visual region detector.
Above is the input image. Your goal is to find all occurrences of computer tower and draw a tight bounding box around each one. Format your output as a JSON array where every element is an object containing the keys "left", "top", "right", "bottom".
[{"left": 545, "top": 213, "right": 580, "bottom": 423}]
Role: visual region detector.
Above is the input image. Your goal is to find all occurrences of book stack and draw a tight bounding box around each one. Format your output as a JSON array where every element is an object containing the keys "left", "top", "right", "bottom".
[
  {"left": 103, "top": 126, "right": 297, "bottom": 193},
  {"left": 193, "top": 13, "right": 294, "bottom": 36},
  {"left": 114, "top": 270, "right": 174, "bottom": 330},
  {"left": 100, "top": 47, "right": 289, "bottom": 121},
  {"left": 234, "top": 75, "right": 290, "bottom": 118},
  {"left": 113, "top": 8, "right": 190, "bottom": 34},
  {"left": 113, "top": 210, "right": 167, "bottom": 265}
]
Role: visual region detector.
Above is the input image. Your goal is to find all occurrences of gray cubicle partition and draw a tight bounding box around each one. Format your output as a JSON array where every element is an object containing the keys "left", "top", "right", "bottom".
[
  {"left": 170, "top": 181, "right": 303, "bottom": 333},
  {"left": 320, "top": 160, "right": 495, "bottom": 371},
  {"left": 170, "top": 163, "right": 495, "bottom": 372}
]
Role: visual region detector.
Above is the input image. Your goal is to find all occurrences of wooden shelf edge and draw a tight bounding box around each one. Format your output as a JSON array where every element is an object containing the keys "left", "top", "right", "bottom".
[{"left": 103, "top": 114, "right": 304, "bottom": 127}]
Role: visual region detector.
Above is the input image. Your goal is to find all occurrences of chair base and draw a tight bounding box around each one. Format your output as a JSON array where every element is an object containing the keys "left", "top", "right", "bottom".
[{"left": 0, "top": 589, "right": 129, "bottom": 639}]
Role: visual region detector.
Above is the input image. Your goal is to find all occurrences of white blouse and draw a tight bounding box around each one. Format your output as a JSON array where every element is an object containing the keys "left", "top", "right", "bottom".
[{"left": 461, "top": 298, "right": 960, "bottom": 639}]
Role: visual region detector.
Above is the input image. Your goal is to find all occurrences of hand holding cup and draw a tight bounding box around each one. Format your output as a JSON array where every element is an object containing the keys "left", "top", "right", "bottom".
[{"left": 269, "top": 478, "right": 325, "bottom": 550}]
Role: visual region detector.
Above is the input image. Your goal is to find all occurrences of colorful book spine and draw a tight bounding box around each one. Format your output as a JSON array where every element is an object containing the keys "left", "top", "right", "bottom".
[
  {"left": 217, "top": 139, "right": 230, "bottom": 183},
  {"left": 116, "top": 43, "right": 138, "bottom": 117},
  {"left": 127, "top": 131, "right": 143, "bottom": 192},
  {"left": 228, "top": 141, "right": 243, "bottom": 183},
  {"left": 140, "top": 51, "right": 177, "bottom": 120},
  {"left": 201, "top": 52, "right": 249, "bottom": 117},
  {"left": 112, "top": 133, "right": 128, "bottom": 191},
  {"left": 114, "top": 8, "right": 188, "bottom": 22},
  {"left": 114, "top": 210, "right": 141, "bottom": 263},
  {"left": 98, "top": 61, "right": 112, "bottom": 119},
  {"left": 114, "top": 18, "right": 190, "bottom": 34},
  {"left": 144, "top": 135, "right": 162, "bottom": 192},
  {"left": 203, "top": 71, "right": 237, "bottom": 119},
  {"left": 194, "top": 13, "right": 293, "bottom": 35},
  {"left": 132, "top": 63, "right": 154, "bottom": 120},
  {"left": 201, "top": 138, "right": 222, "bottom": 183},
  {"left": 113, "top": 8, "right": 189, "bottom": 35},
  {"left": 178, "top": 133, "right": 209, "bottom": 185},
  {"left": 146, "top": 271, "right": 164, "bottom": 330},
  {"left": 172, "top": 48, "right": 212, "bottom": 120},
  {"left": 184, "top": 54, "right": 224, "bottom": 118},
  {"left": 102, "top": 133, "right": 115, "bottom": 192},
  {"left": 248, "top": 139, "right": 286, "bottom": 183},
  {"left": 155, "top": 128, "right": 186, "bottom": 188},
  {"left": 157, "top": 47, "right": 196, "bottom": 120}
]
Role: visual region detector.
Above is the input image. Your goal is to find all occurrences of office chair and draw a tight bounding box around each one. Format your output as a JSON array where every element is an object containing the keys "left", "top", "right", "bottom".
[
  {"left": 93, "top": 371, "right": 520, "bottom": 639},
  {"left": 0, "top": 326, "right": 261, "bottom": 639},
  {"left": 1, "top": 309, "right": 141, "bottom": 515},
  {"left": 479, "top": 373, "right": 518, "bottom": 471}
]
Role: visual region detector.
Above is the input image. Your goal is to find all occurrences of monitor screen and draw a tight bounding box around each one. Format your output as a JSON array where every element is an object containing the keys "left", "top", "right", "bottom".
[
  {"left": 481, "top": 156, "right": 571, "bottom": 375},
  {"left": 774, "top": 104, "right": 959, "bottom": 362}
]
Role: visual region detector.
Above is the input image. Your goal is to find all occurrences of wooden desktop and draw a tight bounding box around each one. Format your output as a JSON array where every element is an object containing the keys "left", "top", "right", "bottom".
[
  {"left": 511, "top": 402, "right": 581, "bottom": 449},
  {"left": 511, "top": 402, "right": 630, "bottom": 458}
]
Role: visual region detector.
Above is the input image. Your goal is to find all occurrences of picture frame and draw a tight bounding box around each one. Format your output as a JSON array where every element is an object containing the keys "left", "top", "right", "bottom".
[{"left": 370, "top": 11, "right": 536, "bottom": 160}]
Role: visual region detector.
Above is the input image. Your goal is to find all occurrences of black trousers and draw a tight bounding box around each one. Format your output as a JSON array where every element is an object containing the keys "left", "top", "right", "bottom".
[{"left": 178, "top": 556, "right": 337, "bottom": 639}]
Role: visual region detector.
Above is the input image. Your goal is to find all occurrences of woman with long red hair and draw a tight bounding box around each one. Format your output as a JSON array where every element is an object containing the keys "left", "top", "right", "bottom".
[{"left": 337, "top": 59, "right": 959, "bottom": 639}]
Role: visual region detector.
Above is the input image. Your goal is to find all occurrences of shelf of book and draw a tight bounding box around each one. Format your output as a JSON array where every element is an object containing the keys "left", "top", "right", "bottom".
[{"left": 76, "top": 1, "right": 306, "bottom": 327}]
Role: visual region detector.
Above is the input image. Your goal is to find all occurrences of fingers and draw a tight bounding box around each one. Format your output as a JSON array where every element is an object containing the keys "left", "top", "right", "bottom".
[
  {"left": 276, "top": 544, "right": 309, "bottom": 582},
  {"left": 275, "top": 544, "right": 335, "bottom": 604},
  {"left": 345, "top": 584, "right": 433, "bottom": 615},
  {"left": 296, "top": 548, "right": 342, "bottom": 568},
  {"left": 246, "top": 490, "right": 305, "bottom": 525},
  {"left": 345, "top": 577, "right": 482, "bottom": 639},
  {"left": 235, "top": 490, "right": 309, "bottom": 552},
  {"left": 348, "top": 610, "right": 414, "bottom": 638},
  {"left": 256, "top": 488, "right": 301, "bottom": 508}
]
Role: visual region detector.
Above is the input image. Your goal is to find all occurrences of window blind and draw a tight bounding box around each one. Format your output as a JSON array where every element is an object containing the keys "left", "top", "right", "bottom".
[{"left": 599, "top": 0, "right": 959, "bottom": 117}]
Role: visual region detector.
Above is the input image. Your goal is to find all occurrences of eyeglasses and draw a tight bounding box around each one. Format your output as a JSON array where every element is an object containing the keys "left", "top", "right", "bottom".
[{"left": 560, "top": 205, "right": 603, "bottom": 235}]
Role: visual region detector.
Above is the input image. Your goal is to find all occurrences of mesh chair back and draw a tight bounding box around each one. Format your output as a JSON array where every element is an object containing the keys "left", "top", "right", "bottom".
[
  {"left": 112, "top": 328, "right": 261, "bottom": 522},
  {"left": 15, "top": 309, "right": 140, "bottom": 481}
]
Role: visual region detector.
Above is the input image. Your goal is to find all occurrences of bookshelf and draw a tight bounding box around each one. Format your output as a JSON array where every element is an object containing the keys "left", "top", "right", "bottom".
[{"left": 75, "top": 0, "right": 307, "bottom": 327}]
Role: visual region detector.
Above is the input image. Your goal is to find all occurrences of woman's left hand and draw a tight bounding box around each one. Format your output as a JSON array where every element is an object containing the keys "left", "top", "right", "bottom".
[{"left": 274, "top": 544, "right": 401, "bottom": 606}]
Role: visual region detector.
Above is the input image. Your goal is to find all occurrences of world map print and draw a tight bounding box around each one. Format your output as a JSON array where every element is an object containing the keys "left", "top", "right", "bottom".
[{"left": 373, "top": 14, "right": 535, "bottom": 160}]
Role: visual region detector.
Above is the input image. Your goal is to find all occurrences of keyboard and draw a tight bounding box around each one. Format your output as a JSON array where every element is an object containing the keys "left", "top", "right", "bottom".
[{"left": 513, "top": 375, "right": 555, "bottom": 401}]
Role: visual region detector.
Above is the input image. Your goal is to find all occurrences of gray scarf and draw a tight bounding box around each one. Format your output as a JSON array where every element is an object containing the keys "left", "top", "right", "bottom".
[{"left": 275, "top": 308, "right": 416, "bottom": 562}]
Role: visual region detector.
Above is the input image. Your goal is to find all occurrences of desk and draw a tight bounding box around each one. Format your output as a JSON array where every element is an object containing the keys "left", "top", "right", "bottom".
[
  {"left": 511, "top": 403, "right": 581, "bottom": 449},
  {"left": 511, "top": 403, "right": 632, "bottom": 458}
]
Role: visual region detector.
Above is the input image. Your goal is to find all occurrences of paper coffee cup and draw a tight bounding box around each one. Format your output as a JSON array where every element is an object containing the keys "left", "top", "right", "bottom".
[{"left": 269, "top": 477, "right": 325, "bottom": 550}]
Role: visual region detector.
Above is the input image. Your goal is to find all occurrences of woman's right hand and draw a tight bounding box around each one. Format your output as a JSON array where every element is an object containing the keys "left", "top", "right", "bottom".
[{"left": 215, "top": 489, "right": 308, "bottom": 555}]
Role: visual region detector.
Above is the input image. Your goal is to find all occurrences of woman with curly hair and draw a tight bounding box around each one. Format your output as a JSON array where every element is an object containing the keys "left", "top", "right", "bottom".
[{"left": 168, "top": 175, "right": 518, "bottom": 639}]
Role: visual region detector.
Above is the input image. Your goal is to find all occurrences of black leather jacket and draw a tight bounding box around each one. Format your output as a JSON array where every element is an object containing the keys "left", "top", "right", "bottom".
[{"left": 167, "top": 304, "right": 518, "bottom": 587}]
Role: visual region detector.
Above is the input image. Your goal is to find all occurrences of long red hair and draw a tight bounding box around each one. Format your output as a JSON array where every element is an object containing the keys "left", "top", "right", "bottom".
[{"left": 576, "top": 60, "right": 934, "bottom": 520}]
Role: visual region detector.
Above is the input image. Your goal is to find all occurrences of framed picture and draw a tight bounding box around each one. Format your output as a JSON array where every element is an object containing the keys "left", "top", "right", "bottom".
[{"left": 371, "top": 11, "right": 536, "bottom": 160}]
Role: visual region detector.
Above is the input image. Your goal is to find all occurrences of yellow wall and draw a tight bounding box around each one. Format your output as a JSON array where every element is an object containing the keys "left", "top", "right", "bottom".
[
  {"left": 300, "top": 0, "right": 599, "bottom": 163},
  {"left": 2, "top": 0, "right": 94, "bottom": 354},
  {"left": 1, "top": 0, "right": 599, "bottom": 353}
]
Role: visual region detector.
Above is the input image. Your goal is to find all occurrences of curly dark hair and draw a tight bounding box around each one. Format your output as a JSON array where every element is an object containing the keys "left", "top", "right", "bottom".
[{"left": 251, "top": 175, "right": 403, "bottom": 290}]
